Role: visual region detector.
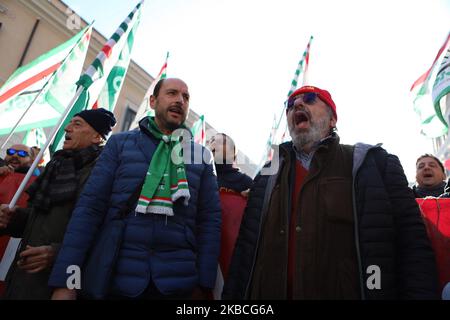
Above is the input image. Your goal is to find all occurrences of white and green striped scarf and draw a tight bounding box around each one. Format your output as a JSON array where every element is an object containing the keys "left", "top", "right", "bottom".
[{"left": 135, "top": 117, "right": 190, "bottom": 216}]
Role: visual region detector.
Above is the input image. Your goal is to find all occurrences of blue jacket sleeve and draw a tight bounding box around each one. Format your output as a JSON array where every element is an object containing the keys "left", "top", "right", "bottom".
[{"left": 196, "top": 148, "right": 222, "bottom": 289}]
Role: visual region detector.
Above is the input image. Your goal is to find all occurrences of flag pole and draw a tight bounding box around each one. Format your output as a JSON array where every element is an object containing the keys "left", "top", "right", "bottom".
[
  {"left": 0, "top": 87, "right": 46, "bottom": 150},
  {"left": 130, "top": 51, "right": 169, "bottom": 130},
  {"left": 0, "top": 24, "right": 93, "bottom": 151},
  {"left": 8, "top": 86, "right": 84, "bottom": 209}
]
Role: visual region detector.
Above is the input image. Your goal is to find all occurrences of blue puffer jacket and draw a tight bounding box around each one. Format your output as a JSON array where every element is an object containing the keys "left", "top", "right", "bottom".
[{"left": 48, "top": 118, "right": 222, "bottom": 297}]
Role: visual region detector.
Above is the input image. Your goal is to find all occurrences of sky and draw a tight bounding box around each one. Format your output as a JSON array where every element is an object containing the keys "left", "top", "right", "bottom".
[{"left": 63, "top": 0, "right": 450, "bottom": 181}]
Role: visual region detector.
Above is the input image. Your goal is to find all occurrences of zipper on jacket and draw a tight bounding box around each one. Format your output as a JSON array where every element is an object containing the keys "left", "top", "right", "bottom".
[
  {"left": 351, "top": 143, "right": 382, "bottom": 300},
  {"left": 351, "top": 180, "right": 365, "bottom": 300}
]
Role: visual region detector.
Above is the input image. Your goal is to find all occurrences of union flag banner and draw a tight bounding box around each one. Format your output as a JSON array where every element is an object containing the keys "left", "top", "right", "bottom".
[
  {"left": 213, "top": 189, "right": 248, "bottom": 299},
  {"left": 416, "top": 198, "right": 450, "bottom": 298}
]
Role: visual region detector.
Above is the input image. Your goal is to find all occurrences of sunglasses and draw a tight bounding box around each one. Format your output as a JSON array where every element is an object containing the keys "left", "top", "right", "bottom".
[
  {"left": 285, "top": 92, "right": 318, "bottom": 110},
  {"left": 6, "top": 148, "right": 30, "bottom": 158}
]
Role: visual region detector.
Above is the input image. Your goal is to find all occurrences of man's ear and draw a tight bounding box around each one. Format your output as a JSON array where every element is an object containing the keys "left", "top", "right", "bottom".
[
  {"left": 149, "top": 95, "right": 156, "bottom": 110},
  {"left": 330, "top": 117, "right": 337, "bottom": 128},
  {"left": 92, "top": 132, "right": 102, "bottom": 145}
]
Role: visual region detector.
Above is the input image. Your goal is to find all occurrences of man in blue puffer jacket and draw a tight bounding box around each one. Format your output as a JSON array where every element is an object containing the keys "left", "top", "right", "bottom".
[{"left": 49, "top": 78, "right": 222, "bottom": 299}]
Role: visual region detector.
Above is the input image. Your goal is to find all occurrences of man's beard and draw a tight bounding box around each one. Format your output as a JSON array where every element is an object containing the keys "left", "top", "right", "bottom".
[
  {"left": 289, "top": 117, "right": 330, "bottom": 152},
  {"left": 155, "top": 108, "right": 186, "bottom": 131}
]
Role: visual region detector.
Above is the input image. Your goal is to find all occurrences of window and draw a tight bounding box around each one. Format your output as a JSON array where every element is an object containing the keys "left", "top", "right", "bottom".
[{"left": 121, "top": 106, "right": 137, "bottom": 131}]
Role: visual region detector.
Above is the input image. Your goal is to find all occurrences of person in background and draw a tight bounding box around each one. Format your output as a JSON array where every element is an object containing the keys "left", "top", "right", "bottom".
[
  {"left": 29, "top": 146, "right": 46, "bottom": 175},
  {"left": 0, "top": 144, "right": 38, "bottom": 206},
  {"left": 413, "top": 154, "right": 446, "bottom": 198},
  {"left": 0, "top": 108, "right": 116, "bottom": 299},
  {"left": 0, "top": 144, "right": 38, "bottom": 297},
  {"left": 208, "top": 133, "right": 253, "bottom": 296},
  {"left": 208, "top": 133, "right": 253, "bottom": 196}
]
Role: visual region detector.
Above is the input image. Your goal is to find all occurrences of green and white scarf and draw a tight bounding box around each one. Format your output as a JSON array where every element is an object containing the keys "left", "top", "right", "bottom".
[{"left": 136, "top": 117, "right": 190, "bottom": 216}]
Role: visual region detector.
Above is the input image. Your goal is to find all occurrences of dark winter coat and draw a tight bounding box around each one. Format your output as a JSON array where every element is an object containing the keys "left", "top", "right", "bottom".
[
  {"left": 223, "top": 138, "right": 439, "bottom": 300},
  {"left": 215, "top": 164, "right": 253, "bottom": 193},
  {"left": 48, "top": 117, "right": 222, "bottom": 298},
  {"left": 2, "top": 157, "right": 98, "bottom": 299}
]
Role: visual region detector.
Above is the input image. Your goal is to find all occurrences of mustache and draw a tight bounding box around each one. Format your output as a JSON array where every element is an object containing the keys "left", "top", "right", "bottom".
[
  {"left": 295, "top": 108, "right": 311, "bottom": 119},
  {"left": 168, "top": 104, "right": 184, "bottom": 115}
]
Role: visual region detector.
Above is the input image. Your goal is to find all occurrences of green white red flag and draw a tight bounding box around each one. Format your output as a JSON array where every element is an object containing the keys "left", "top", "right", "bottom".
[
  {"left": 279, "top": 35, "right": 314, "bottom": 143},
  {"left": 257, "top": 36, "right": 314, "bottom": 172},
  {"left": 432, "top": 32, "right": 450, "bottom": 126},
  {"left": 191, "top": 115, "right": 206, "bottom": 145},
  {"left": 130, "top": 52, "right": 169, "bottom": 130},
  {"left": 51, "top": 1, "right": 143, "bottom": 152},
  {"left": 22, "top": 127, "right": 50, "bottom": 165},
  {"left": 287, "top": 35, "right": 313, "bottom": 97},
  {"left": 411, "top": 32, "right": 450, "bottom": 138},
  {"left": 0, "top": 26, "right": 92, "bottom": 136}
]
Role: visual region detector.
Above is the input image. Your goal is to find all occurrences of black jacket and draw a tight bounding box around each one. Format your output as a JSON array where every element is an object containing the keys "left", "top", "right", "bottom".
[
  {"left": 215, "top": 164, "right": 253, "bottom": 193},
  {"left": 412, "top": 182, "right": 446, "bottom": 198},
  {"left": 223, "top": 140, "right": 439, "bottom": 300}
]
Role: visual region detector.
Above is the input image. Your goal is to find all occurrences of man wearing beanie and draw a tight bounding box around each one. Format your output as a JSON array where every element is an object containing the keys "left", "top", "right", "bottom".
[
  {"left": 223, "top": 85, "right": 439, "bottom": 300},
  {"left": 0, "top": 108, "right": 116, "bottom": 299},
  {"left": 50, "top": 78, "right": 221, "bottom": 300}
]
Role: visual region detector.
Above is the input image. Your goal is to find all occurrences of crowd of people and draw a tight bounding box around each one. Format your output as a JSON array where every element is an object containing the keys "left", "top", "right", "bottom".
[{"left": 0, "top": 78, "right": 448, "bottom": 300}]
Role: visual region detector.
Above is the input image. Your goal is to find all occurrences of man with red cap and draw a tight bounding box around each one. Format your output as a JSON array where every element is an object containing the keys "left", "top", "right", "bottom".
[{"left": 223, "top": 85, "right": 439, "bottom": 300}]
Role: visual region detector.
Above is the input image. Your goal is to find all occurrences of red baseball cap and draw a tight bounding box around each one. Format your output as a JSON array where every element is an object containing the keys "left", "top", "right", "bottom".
[{"left": 288, "top": 85, "right": 337, "bottom": 120}]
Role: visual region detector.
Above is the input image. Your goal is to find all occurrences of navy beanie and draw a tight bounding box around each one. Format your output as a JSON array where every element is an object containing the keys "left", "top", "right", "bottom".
[{"left": 74, "top": 108, "right": 117, "bottom": 138}]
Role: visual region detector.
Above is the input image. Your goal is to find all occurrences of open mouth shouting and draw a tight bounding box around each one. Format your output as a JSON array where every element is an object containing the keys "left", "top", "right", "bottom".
[
  {"left": 293, "top": 110, "right": 311, "bottom": 129},
  {"left": 64, "top": 133, "right": 72, "bottom": 142},
  {"left": 422, "top": 172, "right": 434, "bottom": 180},
  {"left": 168, "top": 105, "right": 184, "bottom": 120}
]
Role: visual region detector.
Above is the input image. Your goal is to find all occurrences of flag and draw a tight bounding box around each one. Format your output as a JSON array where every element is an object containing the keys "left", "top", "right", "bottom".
[
  {"left": 0, "top": 26, "right": 92, "bottom": 136},
  {"left": 256, "top": 36, "right": 314, "bottom": 173},
  {"left": 279, "top": 35, "right": 314, "bottom": 143},
  {"left": 23, "top": 127, "right": 46, "bottom": 148},
  {"left": 130, "top": 52, "right": 169, "bottom": 130},
  {"left": 287, "top": 35, "right": 313, "bottom": 97},
  {"left": 22, "top": 128, "right": 50, "bottom": 165},
  {"left": 51, "top": 1, "right": 143, "bottom": 152},
  {"left": 416, "top": 198, "right": 450, "bottom": 295},
  {"left": 432, "top": 36, "right": 450, "bottom": 125},
  {"left": 191, "top": 115, "right": 206, "bottom": 145},
  {"left": 411, "top": 32, "right": 450, "bottom": 138},
  {"left": 255, "top": 114, "right": 277, "bottom": 175},
  {"left": 213, "top": 190, "right": 248, "bottom": 300}
]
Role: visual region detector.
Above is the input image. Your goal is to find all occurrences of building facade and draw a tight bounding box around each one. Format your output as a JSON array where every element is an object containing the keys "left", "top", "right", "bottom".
[{"left": 0, "top": 0, "right": 256, "bottom": 176}]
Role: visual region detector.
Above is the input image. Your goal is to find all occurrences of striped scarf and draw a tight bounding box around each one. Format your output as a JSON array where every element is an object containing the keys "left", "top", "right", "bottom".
[
  {"left": 26, "top": 145, "right": 101, "bottom": 211},
  {"left": 135, "top": 117, "right": 190, "bottom": 216}
]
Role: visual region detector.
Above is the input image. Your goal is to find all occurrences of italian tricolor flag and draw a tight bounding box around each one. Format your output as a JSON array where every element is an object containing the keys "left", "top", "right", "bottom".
[
  {"left": 130, "top": 52, "right": 169, "bottom": 130},
  {"left": 411, "top": 33, "right": 450, "bottom": 138},
  {"left": 0, "top": 26, "right": 92, "bottom": 135},
  {"left": 191, "top": 115, "right": 206, "bottom": 146},
  {"left": 51, "top": 1, "right": 143, "bottom": 152}
]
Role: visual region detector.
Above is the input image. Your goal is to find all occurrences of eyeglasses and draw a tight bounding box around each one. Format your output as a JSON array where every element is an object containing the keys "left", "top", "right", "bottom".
[
  {"left": 6, "top": 148, "right": 30, "bottom": 158},
  {"left": 285, "top": 92, "right": 318, "bottom": 110}
]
